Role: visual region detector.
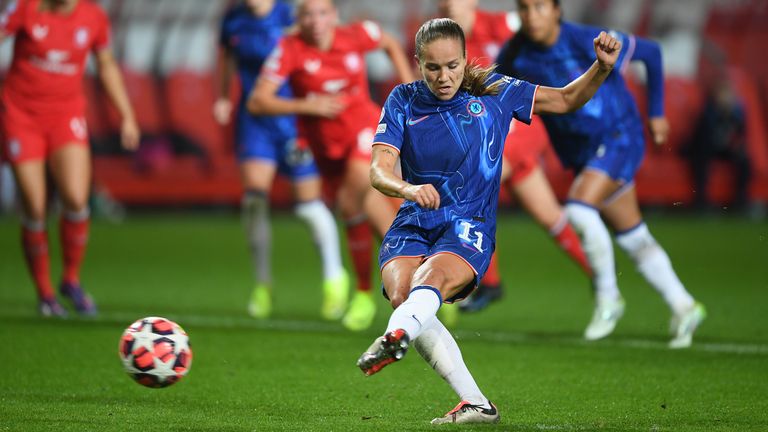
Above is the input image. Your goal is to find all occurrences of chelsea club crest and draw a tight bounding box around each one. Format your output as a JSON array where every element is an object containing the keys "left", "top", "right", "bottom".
[{"left": 466, "top": 99, "right": 485, "bottom": 117}]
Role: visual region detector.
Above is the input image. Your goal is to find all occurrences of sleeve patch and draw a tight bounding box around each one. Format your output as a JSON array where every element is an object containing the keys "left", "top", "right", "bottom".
[
  {"left": 362, "top": 20, "right": 382, "bottom": 42},
  {"left": 506, "top": 12, "right": 521, "bottom": 33},
  {"left": 376, "top": 123, "right": 387, "bottom": 134}
]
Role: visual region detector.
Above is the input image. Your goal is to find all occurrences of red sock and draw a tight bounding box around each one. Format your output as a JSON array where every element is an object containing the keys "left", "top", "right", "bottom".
[
  {"left": 60, "top": 215, "right": 90, "bottom": 284},
  {"left": 22, "top": 227, "right": 54, "bottom": 299},
  {"left": 552, "top": 222, "right": 593, "bottom": 277},
  {"left": 480, "top": 252, "right": 502, "bottom": 287},
  {"left": 345, "top": 219, "right": 372, "bottom": 292}
]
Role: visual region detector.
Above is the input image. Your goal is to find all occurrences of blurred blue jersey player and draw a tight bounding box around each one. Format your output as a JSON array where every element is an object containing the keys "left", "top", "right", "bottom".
[
  {"left": 215, "top": 0, "right": 348, "bottom": 321},
  {"left": 356, "top": 18, "right": 622, "bottom": 424},
  {"left": 496, "top": 0, "right": 705, "bottom": 348}
]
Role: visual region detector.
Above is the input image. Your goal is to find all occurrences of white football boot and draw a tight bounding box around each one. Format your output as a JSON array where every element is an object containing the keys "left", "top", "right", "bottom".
[
  {"left": 669, "top": 302, "right": 707, "bottom": 349},
  {"left": 431, "top": 401, "right": 499, "bottom": 425},
  {"left": 584, "top": 297, "right": 625, "bottom": 341}
]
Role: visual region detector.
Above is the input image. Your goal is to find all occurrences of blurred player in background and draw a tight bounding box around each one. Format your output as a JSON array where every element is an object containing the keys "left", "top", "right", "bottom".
[
  {"left": 247, "top": 0, "right": 414, "bottom": 331},
  {"left": 436, "top": 0, "right": 592, "bottom": 314},
  {"left": 215, "top": 0, "right": 349, "bottom": 321},
  {"left": 0, "top": 0, "right": 139, "bottom": 317},
  {"left": 498, "top": 0, "right": 705, "bottom": 348},
  {"left": 357, "top": 18, "right": 621, "bottom": 423}
]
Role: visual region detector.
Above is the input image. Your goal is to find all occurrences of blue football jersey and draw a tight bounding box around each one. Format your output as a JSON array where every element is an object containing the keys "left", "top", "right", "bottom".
[
  {"left": 374, "top": 75, "right": 537, "bottom": 239},
  {"left": 220, "top": 2, "right": 294, "bottom": 132},
  {"left": 497, "top": 22, "right": 641, "bottom": 169}
]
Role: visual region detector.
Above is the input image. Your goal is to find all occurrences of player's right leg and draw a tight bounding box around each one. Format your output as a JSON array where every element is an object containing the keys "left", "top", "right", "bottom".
[
  {"left": 3, "top": 103, "right": 66, "bottom": 317},
  {"left": 566, "top": 169, "right": 625, "bottom": 340},
  {"left": 11, "top": 161, "right": 66, "bottom": 317},
  {"left": 357, "top": 256, "right": 421, "bottom": 376}
]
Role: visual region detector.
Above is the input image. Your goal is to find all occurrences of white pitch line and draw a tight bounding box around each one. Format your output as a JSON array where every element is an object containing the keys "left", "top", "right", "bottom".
[
  {"left": 5, "top": 310, "right": 768, "bottom": 356},
  {"left": 97, "top": 311, "right": 768, "bottom": 356}
]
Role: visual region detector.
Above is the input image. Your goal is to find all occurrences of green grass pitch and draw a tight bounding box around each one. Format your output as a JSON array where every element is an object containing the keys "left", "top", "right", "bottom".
[{"left": 0, "top": 212, "right": 766, "bottom": 431}]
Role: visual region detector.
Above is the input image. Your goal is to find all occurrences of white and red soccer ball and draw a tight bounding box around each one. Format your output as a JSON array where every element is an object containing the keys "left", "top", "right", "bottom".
[{"left": 118, "top": 317, "right": 193, "bottom": 388}]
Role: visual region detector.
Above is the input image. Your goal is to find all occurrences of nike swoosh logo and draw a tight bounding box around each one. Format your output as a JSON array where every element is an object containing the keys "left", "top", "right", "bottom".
[{"left": 407, "top": 115, "right": 429, "bottom": 126}]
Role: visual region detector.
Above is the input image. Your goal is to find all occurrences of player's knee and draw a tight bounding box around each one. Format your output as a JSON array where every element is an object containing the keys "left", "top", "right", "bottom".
[
  {"left": 387, "top": 285, "right": 411, "bottom": 308},
  {"left": 615, "top": 222, "right": 658, "bottom": 261},
  {"left": 412, "top": 265, "right": 449, "bottom": 290},
  {"left": 243, "top": 189, "right": 269, "bottom": 211}
]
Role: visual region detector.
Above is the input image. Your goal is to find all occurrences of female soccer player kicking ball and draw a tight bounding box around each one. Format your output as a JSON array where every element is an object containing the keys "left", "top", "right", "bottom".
[
  {"left": 497, "top": 0, "right": 705, "bottom": 348},
  {"left": 1, "top": 0, "right": 139, "bottom": 317},
  {"left": 357, "top": 18, "right": 620, "bottom": 424}
]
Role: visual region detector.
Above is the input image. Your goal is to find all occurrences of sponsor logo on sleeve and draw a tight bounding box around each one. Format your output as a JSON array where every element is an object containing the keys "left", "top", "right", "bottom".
[
  {"left": 361, "top": 20, "right": 381, "bottom": 41},
  {"left": 376, "top": 123, "right": 387, "bottom": 134}
]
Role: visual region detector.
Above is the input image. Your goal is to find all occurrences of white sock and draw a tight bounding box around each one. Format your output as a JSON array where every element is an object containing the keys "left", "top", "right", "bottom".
[
  {"left": 385, "top": 286, "right": 442, "bottom": 339},
  {"left": 295, "top": 199, "right": 344, "bottom": 280},
  {"left": 414, "top": 317, "right": 489, "bottom": 408},
  {"left": 615, "top": 223, "right": 695, "bottom": 314},
  {"left": 242, "top": 190, "right": 271, "bottom": 285},
  {"left": 565, "top": 201, "right": 621, "bottom": 302}
]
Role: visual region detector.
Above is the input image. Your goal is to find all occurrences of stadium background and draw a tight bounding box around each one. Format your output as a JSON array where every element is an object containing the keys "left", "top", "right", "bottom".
[{"left": 1, "top": 0, "right": 765, "bottom": 210}]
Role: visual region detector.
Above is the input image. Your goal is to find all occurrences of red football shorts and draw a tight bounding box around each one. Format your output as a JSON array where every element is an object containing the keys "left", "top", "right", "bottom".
[
  {"left": 504, "top": 117, "right": 550, "bottom": 185},
  {"left": 312, "top": 125, "right": 375, "bottom": 197},
  {"left": 1, "top": 95, "right": 89, "bottom": 164}
]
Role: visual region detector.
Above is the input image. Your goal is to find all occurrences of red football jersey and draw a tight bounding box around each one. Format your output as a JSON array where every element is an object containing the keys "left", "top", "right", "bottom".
[
  {"left": 0, "top": 0, "right": 110, "bottom": 115},
  {"left": 262, "top": 21, "right": 382, "bottom": 161},
  {"left": 465, "top": 10, "right": 520, "bottom": 67}
]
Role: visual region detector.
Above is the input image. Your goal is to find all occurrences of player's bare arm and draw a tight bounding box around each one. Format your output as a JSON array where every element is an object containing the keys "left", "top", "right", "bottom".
[
  {"left": 96, "top": 49, "right": 140, "bottom": 150},
  {"left": 370, "top": 144, "right": 440, "bottom": 209},
  {"left": 213, "top": 46, "right": 236, "bottom": 125},
  {"left": 247, "top": 77, "right": 346, "bottom": 119},
  {"left": 534, "top": 31, "right": 621, "bottom": 115},
  {"left": 379, "top": 31, "right": 416, "bottom": 84}
]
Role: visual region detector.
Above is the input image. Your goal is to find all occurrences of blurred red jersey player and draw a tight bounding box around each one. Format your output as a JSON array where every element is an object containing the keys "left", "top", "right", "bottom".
[
  {"left": 1, "top": 0, "right": 139, "bottom": 317},
  {"left": 436, "top": 0, "right": 591, "bottom": 313},
  {"left": 248, "top": 0, "right": 414, "bottom": 331}
]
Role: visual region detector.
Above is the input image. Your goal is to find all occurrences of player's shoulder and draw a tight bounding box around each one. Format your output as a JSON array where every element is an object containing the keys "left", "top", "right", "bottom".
[
  {"left": 476, "top": 9, "right": 519, "bottom": 35},
  {"left": 79, "top": 0, "right": 108, "bottom": 19},
  {"left": 338, "top": 20, "right": 382, "bottom": 41}
]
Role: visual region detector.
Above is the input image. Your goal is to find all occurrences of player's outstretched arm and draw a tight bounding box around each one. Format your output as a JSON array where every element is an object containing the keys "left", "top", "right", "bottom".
[
  {"left": 96, "top": 49, "right": 140, "bottom": 150},
  {"left": 371, "top": 144, "right": 440, "bottom": 209},
  {"left": 379, "top": 31, "right": 416, "bottom": 84},
  {"left": 632, "top": 37, "right": 668, "bottom": 145},
  {"left": 247, "top": 77, "right": 346, "bottom": 119},
  {"left": 533, "top": 31, "right": 621, "bottom": 115}
]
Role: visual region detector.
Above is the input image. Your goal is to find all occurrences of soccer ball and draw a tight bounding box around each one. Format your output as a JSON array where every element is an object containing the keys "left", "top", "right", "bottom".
[{"left": 118, "top": 316, "right": 193, "bottom": 388}]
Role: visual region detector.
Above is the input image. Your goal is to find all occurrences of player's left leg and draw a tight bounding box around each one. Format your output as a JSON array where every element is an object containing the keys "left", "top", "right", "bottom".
[
  {"left": 602, "top": 185, "right": 705, "bottom": 348},
  {"left": 417, "top": 318, "right": 499, "bottom": 425},
  {"left": 291, "top": 174, "right": 349, "bottom": 321},
  {"left": 49, "top": 143, "right": 97, "bottom": 315}
]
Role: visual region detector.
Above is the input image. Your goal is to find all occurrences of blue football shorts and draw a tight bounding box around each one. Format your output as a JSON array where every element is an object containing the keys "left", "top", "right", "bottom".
[{"left": 378, "top": 215, "right": 495, "bottom": 303}]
